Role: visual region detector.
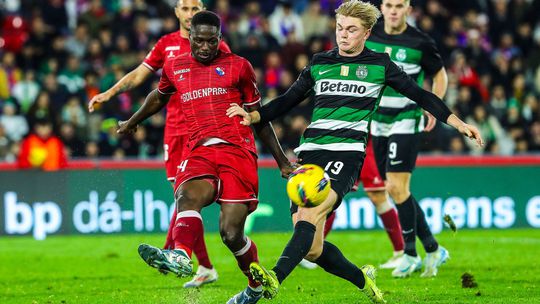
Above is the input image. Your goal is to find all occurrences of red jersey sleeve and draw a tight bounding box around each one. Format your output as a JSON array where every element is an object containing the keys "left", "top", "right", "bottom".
[
  {"left": 157, "top": 61, "right": 176, "bottom": 95},
  {"left": 238, "top": 59, "right": 261, "bottom": 109},
  {"left": 143, "top": 37, "right": 165, "bottom": 72}
]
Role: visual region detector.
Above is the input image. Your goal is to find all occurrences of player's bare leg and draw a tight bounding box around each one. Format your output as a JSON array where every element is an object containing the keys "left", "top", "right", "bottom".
[
  {"left": 387, "top": 172, "right": 448, "bottom": 278},
  {"left": 250, "top": 190, "right": 385, "bottom": 303},
  {"left": 138, "top": 179, "right": 215, "bottom": 278},
  {"left": 366, "top": 190, "right": 405, "bottom": 269},
  {"left": 222, "top": 203, "right": 263, "bottom": 304}
]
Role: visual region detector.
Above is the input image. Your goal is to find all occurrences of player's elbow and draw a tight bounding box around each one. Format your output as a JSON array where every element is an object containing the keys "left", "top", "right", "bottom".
[{"left": 132, "top": 64, "right": 152, "bottom": 83}]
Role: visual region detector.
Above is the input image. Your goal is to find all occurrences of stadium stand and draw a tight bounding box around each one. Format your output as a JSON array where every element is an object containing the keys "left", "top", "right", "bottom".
[{"left": 0, "top": 0, "right": 539, "bottom": 165}]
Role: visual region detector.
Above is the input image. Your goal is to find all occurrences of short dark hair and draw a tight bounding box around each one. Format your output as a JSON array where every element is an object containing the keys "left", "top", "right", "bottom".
[
  {"left": 191, "top": 11, "right": 221, "bottom": 31},
  {"left": 35, "top": 119, "right": 52, "bottom": 127}
]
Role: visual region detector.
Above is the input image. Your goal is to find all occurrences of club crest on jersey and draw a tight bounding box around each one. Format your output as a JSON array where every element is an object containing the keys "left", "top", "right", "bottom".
[
  {"left": 396, "top": 49, "right": 407, "bottom": 61},
  {"left": 356, "top": 65, "right": 368, "bottom": 79},
  {"left": 340, "top": 65, "right": 349, "bottom": 76},
  {"left": 215, "top": 67, "right": 225, "bottom": 76}
]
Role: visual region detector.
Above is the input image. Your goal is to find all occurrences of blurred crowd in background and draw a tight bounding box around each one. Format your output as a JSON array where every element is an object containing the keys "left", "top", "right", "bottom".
[{"left": 1, "top": 0, "right": 540, "bottom": 169}]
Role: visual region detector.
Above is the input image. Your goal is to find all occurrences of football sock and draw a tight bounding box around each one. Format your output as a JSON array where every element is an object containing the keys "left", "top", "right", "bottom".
[
  {"left": 395, "top": 195, "right": 418, "bottom": 256},
  {"left": 323, "top": 211, "right": 336, "bottom": 238},
  {"left": 193, "top": 231, "right": 213, "bottom": 269},
  {"left": 413, "top": 196, "right": 439, "bottom": 253},
  {"left": 377, "top": 201, "right": 404, "bottom": 252},
  {"left": 273, "top": 221, "right": 316, "bottom": 283},
  {"left": 167, "top": 208, "right": 214, "bottom": 268},
  {"left": 172, "top": 210, "right": 204, "bottom": 257},
  {"left": 163, "top": 207, "right": 177, "bottom": 250},
  {"left": 233, "top": 236, "right": 260, "bottom": 288},
  {"left": 314, "top": 241, "right": 365, "bottom": 289}
]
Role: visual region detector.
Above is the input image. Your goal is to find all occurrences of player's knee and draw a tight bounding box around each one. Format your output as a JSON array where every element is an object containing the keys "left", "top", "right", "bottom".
[
  {"left": 219, "top": 224, "right": 243, "bottom": 247},
  {"left": 305, "top": 245, "right": 323, "bottom": 261},
  {"left": 385, "top": 180, "right": 396, "bottom": 195},
  {"left": 296, "top": 209, "right": 320, "bottom": 225},
  {"left": 386, "top": 181, "right": 408, "bottom": 203},
  {"left": 367, "top": 190, "right": 386, "bottom": 205}
]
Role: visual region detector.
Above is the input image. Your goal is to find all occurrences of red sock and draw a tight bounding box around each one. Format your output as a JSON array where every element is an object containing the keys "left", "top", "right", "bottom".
[
  {"left": 323, "top": 211, "right": 336, "bottom": 238},
  {"left": 163, "top": 207, "right": 177, "bottom": 250},
  {"left": 192, "top": 231, "right": 213, "bottom": 269},
  {"left": 172, "top": 210, "right": 204, "bottom": 257},
  {"left": 379, "top": 208, "right": 404, "bottom": 251},
  {"left": 234, "top": 237, "right": 260, "bottom": 288}
]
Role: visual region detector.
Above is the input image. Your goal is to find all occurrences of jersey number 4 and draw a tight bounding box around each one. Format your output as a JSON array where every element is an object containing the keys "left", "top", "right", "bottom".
[{"left": 178, "top": 160, "right": 189, "bottom": 172}]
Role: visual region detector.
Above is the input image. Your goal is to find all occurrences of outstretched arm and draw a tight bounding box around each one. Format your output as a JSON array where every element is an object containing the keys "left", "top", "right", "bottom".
[
  {"left": 386, "top": 61, "right": 483, "bottom": 146},
  {"left": 227, "top": 66, "right": 314, "bottom": 125},
  {"left": 89, "top": 64, "right": 153, "bottom": 112},
  {"left": 117, "top": 89, "right": 171, "bottom": 134}
]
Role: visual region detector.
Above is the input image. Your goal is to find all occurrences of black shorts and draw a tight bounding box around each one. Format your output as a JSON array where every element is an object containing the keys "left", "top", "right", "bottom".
[
  {"left": 290, "top": 150, "right": 364, "bottom": 215},
  {"left": 372, "top": 134, "right": 420, "bottom": 179}
]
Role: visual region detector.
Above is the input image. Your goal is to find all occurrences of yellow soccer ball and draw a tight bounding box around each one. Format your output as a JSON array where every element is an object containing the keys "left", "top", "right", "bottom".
[{"left": 286, "top": 164, "right": 331, "bottom": 208}]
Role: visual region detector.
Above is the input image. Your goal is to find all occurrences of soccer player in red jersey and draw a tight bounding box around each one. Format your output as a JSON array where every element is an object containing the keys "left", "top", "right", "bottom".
[
  {"left": 87, "top": 0, "right": 229, "bottom": 288},
  {"left": 118, "top": 11, "right": 293, "bottom": 304}
]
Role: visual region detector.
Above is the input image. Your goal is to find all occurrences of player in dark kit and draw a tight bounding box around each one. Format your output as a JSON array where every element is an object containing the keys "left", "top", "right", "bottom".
[
  {"left": 227, "top": 1, "right": 483, "bottom": 302},
  {"left": 117, "top": 11, "right": 294, "bottom": 304},
  {"left": 367, "top": 0, "right": 450, "bottom": 278}
]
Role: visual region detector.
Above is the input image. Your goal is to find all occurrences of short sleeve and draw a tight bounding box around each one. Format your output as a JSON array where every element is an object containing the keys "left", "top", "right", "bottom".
[
  {"left": 238, "top": 59, "right": 261, "bottom": 108},
  {"left": 143, "top": 38, "right": 165, "bottom": 72},
  {"left": 157, "top": 61, "right": 176, "bottom": 95},
  {"left": 420, "top": 36, "right": 444, "bottom": 77}
]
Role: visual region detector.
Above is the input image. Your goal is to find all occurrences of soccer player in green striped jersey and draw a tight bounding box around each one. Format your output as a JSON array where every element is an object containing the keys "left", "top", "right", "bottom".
[
  {"left": 227, "top": 1, "right": 482, "bottom": 302},
  {"left": 366, "top": 0, "right": 451, "bottom": 279}
]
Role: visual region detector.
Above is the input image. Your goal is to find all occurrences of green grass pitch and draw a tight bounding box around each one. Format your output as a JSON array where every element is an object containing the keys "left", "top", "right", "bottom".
[{"left": 1, "top": 229, "right": 539, "bottom": 303}]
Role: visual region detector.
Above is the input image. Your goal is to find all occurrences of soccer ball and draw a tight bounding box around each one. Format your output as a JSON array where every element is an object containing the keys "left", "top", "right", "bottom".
[{"left": 286, "top": 164, "right": 331, "bottom": 208}]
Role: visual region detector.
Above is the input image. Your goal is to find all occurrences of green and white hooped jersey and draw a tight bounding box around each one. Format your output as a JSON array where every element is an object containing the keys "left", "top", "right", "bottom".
[
  {"left": 366, "top": 22, "right": 444, "bottom": 137},
  {"left": 292, "top": 48, "right": 398, "bottom": 154}
]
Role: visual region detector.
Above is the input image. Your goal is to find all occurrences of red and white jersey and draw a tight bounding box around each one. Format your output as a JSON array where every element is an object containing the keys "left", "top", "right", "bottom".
[
  {"left": 158, "top": 51, "right": 261, "bottom": 155},
  {"left": 143, "top": 31, "right": 231, "bottom": 137}
]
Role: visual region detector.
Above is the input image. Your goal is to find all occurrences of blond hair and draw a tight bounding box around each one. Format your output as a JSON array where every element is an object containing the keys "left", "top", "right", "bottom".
[{"left": 335, "top": 0, "right": 381, "bottom": 30}]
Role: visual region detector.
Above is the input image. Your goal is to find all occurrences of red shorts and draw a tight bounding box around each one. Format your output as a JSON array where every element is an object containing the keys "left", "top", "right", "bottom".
[
  {"left": 173, "top": 144, "right": 259, "bottom": 213},
  {"left": 164, "top": 134, "right": 189, "bottom": 181},
  {"left": 353, "top": 138, "right": 385, "bottom": 192}
]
